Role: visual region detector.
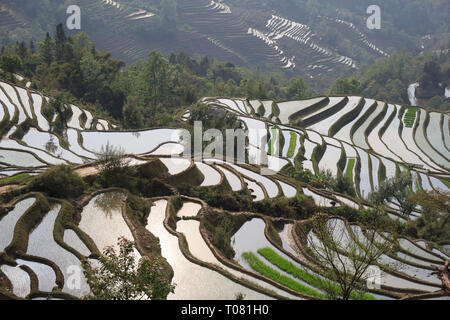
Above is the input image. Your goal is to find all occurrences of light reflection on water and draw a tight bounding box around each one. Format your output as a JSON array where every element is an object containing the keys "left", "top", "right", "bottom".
[
  {"left": 79, "top": 192, "right": 135, "bottom": 255},
  {"left": 93, "top": 192, "right": 125, "bottom": 218},
  {"left": 146, "top": 200, "right": 274, "bottom": 300}
]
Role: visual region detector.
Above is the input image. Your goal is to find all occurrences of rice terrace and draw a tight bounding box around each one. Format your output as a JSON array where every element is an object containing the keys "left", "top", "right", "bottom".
[{"left": 0, "top": 0, "right": 449, "bottom": 305}]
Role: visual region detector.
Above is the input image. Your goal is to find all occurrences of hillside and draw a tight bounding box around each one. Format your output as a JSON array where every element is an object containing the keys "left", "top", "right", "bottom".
[{"left": 0, "top": 79, "right": 449, "bottom": 300}]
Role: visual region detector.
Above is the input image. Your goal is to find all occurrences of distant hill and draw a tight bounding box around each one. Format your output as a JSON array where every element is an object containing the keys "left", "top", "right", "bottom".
[{"left": 1, "top": 0, "right": 449, "bottom": 83}]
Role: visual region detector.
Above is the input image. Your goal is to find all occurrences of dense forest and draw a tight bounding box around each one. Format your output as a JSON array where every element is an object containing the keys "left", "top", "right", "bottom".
[{"left": 329, "top": 51, "right": 450, "bottom": 110}]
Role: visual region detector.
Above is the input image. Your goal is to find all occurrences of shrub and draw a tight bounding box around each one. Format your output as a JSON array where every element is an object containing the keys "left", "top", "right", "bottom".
[
  {"left": 141, "top": 178, "right": 173, "bottom": 197},
  {"left": 292, "top": 194, "right": 317, "bottom": 217},
  {"left": 176, "top": 183, "right": 198, "bottom": 197},
  {"left": 41, "top": 101, "right": 56, "bottom": 122},
  {"left": 293, "top": 168, "right": 314, "bottom": 183},
  {"left": 0, "top": 55, "right": 22, "bottom": 73},
  {"left": 309, "top": 169, "right": 334, "bottom": 189},
  {"left": 83, "top": 237, "right": 175, "bottom": 300},
  {"left": 96, "top": 142, "right": 130, "bottom": 175},
  {"left": 10, "top": 119, "right": 33, "bottom": 140},
  {"left": 127, "top": 194, "right": 152, "bottom": 224},
  {"left": 332, "top": 175, "right": 356, "bottom": 197},
  {"left": 202, "top": 211, "right": 249, "bottom": 260},
  {"left": 200, "top": 187, "right": 252, "bottom": 212},
  {"left": 29, "top": 165, "right": 85, "bottom": 198}
]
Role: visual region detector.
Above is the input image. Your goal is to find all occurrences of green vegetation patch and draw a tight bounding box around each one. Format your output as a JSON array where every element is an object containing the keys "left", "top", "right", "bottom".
[
  {"left": 403, "top": 107, "right": 418, "bottom": 128},
  {"left": 257, "top": 248, "right": 375, "bottom": 300},
  {"left": 242, "top": 251, "right": 326, "bottom": 298},
  {"left": 346, "top": 158, "right": 356, "bottom": 181},
  {"left": 287, "top": 132, "right": 298, "bottom": 158},
  {"left": 29, "top": 165, "right": 85, "bottom": 199},
  {"left": 440, "top": 178, "right": 450, "bottom": 188},
  {"left": 266, "top": 220, "right": 282, "bottom": 247},
  {"left": 0, "top": 173, "right": 30, "bottom": 184},
  {"left": 268, "top": 127, "right": 279, "bottom": 156}
]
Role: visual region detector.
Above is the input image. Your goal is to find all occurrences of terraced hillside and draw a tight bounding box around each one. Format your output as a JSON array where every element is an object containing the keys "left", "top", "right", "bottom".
[
  {"left": 1, "top": 0, "right": 395, "bottom": 79},
  {"left": 0, "top": 80, "right": 449, "bottom": 300},
  {"left": 2, "top": 190, "right": 449, "bottom": 300},
  {"left": 0, "top": 8, "right": 28, "bottom": 35},
  {"left": 198, "top": 96, "right": 450, "bottom": 220},
  {"left": 1, "top": 79, "right": 449, "bottom": 216}
]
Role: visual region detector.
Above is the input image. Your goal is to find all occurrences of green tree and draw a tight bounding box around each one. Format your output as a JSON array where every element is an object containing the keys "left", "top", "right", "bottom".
[
  {"left": 420, "top": 60, "right": 442, "bottom": 90},
  {"left": 427, "top": 96, "right": 449, "bottom": 110},
  {"left": 0, "top": 54, "right": 22, "bottom": 73},
  {"left": 39, "top": 32, "right": 55, "bottom": 66},
  {"left": 80, "top": 53, "right": 101, "bottom": 89},
  {"left": 409, "top": 190, "right": 450, "bottom": 241},
  {"left": 122, "top": 98, "right": 145, "bottom": 128},
  {"left": 329, "top": 79, "right": 362, "bottom": 95},
  {"left": 72, "top": 32, "right": 94, "bottom": 54},
  {"left": 55, "top": 23, "right": 67, "bottom": 62},
  {"left": 332, "top": 175, "right": 356, "bottom": 197},
  {"left": 143, "top": 51, "right": 173, "bottom": 112},
  {"left": 286, "top": 78, "right": 313, "bottom": 100},
  {"left": 84, "top": 237, "right": 175, "bottom": 300},
  {"left": 310, "top": 169, "right": 334, "bottom": 189},
  {"left": 96, "top": 85, "right": 125, "bottom": 118}
]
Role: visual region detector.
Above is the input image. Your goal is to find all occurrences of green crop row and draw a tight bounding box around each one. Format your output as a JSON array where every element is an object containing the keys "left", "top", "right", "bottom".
[
  {"left": 287, "top": 132, "right": 297, "bottom": 158},
  {"left": 257, "top": 247, "right": 375, "bottom": 300},
  {"left": 403, "top": 108, "right": 418, "bottom": 128},
  {"left": 0, "top": 173, "right": 30, "bottom": 184},
  {"left": 346, "top": 158, "right": 356, "bottom": 181},
  {"left": 242, "top": 251, "right": 327, "bottom": 299},
  {"left": 438, "top": 178, "right": 450, "bottom": 188},
  {"left": 268, "top": 127, "right": 279, "bottom": 156}
]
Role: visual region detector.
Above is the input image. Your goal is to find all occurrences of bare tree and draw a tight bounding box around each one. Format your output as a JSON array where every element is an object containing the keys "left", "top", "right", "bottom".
[
  {"left": 96, "top": 142, "right": 131, "bottom": 175},
  {"left": 305, "top": 215, "right": 395, "bottom": 300}
]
